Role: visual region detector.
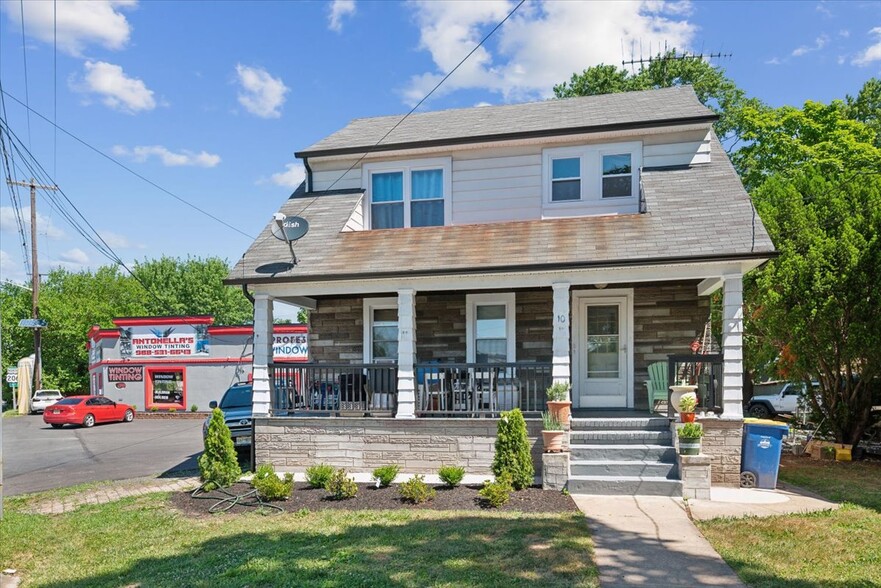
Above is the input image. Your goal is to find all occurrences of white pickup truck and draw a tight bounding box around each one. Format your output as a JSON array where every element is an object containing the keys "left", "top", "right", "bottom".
[{"left": 747, "top": 382, "right": 811, "bottom": 418}]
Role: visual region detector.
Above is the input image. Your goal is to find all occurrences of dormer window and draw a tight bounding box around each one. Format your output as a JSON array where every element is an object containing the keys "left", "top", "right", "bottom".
[
  {"left": 602, "top": 153, "right": 632, "bottom": 198},
  {"left": 364, "top": 158, "right": 452, "bottom": 230},
  {"left": 542, "top": 141, "right": 641, "bottom": 212}
]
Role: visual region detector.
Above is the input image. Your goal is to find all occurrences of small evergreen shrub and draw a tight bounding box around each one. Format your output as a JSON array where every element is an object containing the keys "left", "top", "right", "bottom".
[
  {"left": 252, "top": 463, "right": 293, "bottom": 501},
  {"left": 190, "top": 404, "right": 199, "bottom": 413},
  {"left": 197, "top": 408, "right": 241, "bottom": 490},
  {"left": 168, "top": 408, "right": 177, "bottom": 413},
  {"left": 131, "top": 405, "right": 137, "bottom": 411},
  {"left": 305, "top": 463, "right": 335, "bottom": 489},
  {"left": 438, "top": 465, "right": 466, "bottom": 487},
  {"left": 492, "top": 408, "right": 534, "bottom": 490},
  {"left": 545, "top": 382, "right": 570, "bottom": 402},
  {"left": 150, "top": 406, "right": 158, "bottom": 412},
  {"left": 398, "top": 475, "right": 436, "bottom": 504},
  {"left": 325, "top": 468, "right": 358, "bottom": 500},
  {"left": 371, "top": 464, "right": 400, "bottom": 487},
  {"left": 479, "top": 473, "right": 513, "bottom": 508}
]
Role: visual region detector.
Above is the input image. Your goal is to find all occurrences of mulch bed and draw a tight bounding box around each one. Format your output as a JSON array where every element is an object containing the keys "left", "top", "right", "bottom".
[{"left": 170, "top": 482, "right": 579, "bottom": 517}]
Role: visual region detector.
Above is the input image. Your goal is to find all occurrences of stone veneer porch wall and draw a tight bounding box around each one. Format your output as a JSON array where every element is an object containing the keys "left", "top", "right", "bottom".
[
  {"left": 255, "top": 417, "right": 544, "bottom": 476},
  {"left": 700, "top": 419, "right": 744, "bottom": 485}
]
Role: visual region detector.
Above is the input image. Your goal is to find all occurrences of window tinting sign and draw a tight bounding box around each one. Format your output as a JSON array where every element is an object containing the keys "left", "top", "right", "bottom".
[
  {"left": 151, "top": 371, "right": 184, "bottom": 405},
  {"left": 108, "top": 366, "right": 143, "bottom": 382}
]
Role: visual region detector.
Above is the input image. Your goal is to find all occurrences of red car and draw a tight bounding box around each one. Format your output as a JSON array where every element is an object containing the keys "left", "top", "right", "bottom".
[{"left": 42, "top": 395, "right": 135, "bottom": 429}]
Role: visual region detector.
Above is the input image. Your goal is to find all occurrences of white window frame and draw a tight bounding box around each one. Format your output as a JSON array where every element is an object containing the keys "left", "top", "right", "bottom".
[
  {"left": 363, "top": 157, "right": 452, "bottom": 229},
  {"left": 363, "top": 297, "right": 399, "bottom": 363},
  {"left": 542, "top": 141, "right": 642, "bottom": 206},
  {"left": 466, "top": 293, "right": 516, "bottom": 363},
  {"left": 550, "top": 156, "right": 582, "bottom": 202}
]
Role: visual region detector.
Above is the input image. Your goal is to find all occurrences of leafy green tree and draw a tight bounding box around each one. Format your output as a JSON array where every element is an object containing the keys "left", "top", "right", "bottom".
[
  {"left": 751, "top": 169, "right": 881, "bottom": 445},
  {"left": 554, "top": 49, "right": 761, "bottom": 145},
  {"left": 845, "top": 77, "right": 881, "bottom": 147},
  {"left": 133, "top": 256, "right": 252, "bottom": 325},
  {"left": 733, "top": 99, "right": 881, "bottom": 190}
]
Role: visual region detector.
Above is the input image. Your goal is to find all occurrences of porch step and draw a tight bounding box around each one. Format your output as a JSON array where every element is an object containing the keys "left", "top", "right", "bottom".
[
  {"left": 570, "top": 443, "right": 677, "bottom": 462},
  {"left": 567, "top": 475, "right": 683, "bottom": 496},
  {"left": 570, "top": 429, "right": 672, "bottom": 445},
  {"left": 570, "top": 417, "right": 670, "bottom": 431},
  {"left": 570, "top": 460, "right": 677, "bottom": 478}
]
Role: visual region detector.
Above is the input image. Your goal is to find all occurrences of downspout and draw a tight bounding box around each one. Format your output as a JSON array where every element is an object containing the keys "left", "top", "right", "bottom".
[
  {"left": 303, "top": 157, "right": 313, "bottom": 193},
  {"left": 242, "top": 284, "right": 255, "bottom": 305}
]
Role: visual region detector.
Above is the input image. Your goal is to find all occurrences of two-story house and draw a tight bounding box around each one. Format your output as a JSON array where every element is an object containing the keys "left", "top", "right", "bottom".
[{"left": 228, "top": 86, "right": 775, "bottom": 495}]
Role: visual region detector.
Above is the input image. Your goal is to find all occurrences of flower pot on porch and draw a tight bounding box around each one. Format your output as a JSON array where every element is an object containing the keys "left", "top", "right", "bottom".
[
  {"left": 680, "top": 412, "right": 696, "bottom": 423},
  {"left": 542, "top": 430, "right": 565, "bottom": 453},
  {"left": 546, "top": 401, "right": 571, "bottom": 427},
  {"left": 678, "top": 437, "right": 701, "bottom": 455}
]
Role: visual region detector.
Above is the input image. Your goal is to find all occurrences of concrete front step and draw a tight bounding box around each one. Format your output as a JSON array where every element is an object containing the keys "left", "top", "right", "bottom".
[
  {"left": 570, "top": 417, "right": 670, "bottom": 431},
  {"left": 570, "top": 443, "right": 677, "bottom": 462},
  {"left": 570, "top": 430, "right": 673, "bottom": 445},
  {"left": 570, "top": 460, "right": 678, "bottom": 478},
  {"left": 567, "top": 475, "right": 683, "bottom": 496}
]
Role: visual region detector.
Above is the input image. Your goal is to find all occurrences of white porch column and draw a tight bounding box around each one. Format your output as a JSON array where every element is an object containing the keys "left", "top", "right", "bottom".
[
  {"left": 721, "top": 274, "right": 744, "bottom": 419},
  {"left": 551, "top": 283, "right": 571, "bottom": 388},
  {"left": 252, "top": 293, "right": 275, "bottom": 417},
  {"left": 395, "top": 288, "right": 417, "bottom": 419}
]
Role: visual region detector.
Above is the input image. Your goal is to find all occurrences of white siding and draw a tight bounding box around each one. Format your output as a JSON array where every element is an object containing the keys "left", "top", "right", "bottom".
[
  {"left": 643, "top": 130, "right": 712, "bottom": 168},
  {"left": 451, "top": 147, "right": 543, "bottom": 225},
  {"left": 341, "top": 197, "right": 364, "bottom": 232}
]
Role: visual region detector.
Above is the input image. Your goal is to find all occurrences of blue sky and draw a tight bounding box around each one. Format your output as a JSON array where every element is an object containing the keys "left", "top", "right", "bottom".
[{"left": 0, "top": 0, "right": 879, "bottom": 299}]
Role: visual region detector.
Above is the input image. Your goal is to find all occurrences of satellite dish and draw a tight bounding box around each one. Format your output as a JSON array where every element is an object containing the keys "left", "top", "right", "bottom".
[
  {"left": 272, "top": 214, "right": 309, "bottom": 242},
  {"left": 254, "top": 262, "right": 295, "bottom": 276}
]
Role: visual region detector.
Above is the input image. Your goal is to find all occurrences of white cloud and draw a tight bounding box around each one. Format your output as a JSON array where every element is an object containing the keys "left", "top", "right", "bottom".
[
  {"left": 111, "top": 145, "right": 221, "bottom": 167},
  {"left": 98, "top": 230, "right": 140, "bottom": 249},
  {"left": 0, "top": 206, "right": 65, "bottom": 239},
  {"left": 270, "top": 162, "right": 306, "bottom": 189},
  {"left": 791, "top": 34, "right": 829, "bottom": 57},
  {"left": 854, "top": 27, "right": 881, "bottom": 66},
  {"left": 328, "top": 0, "right": 356, "bottom": 32},
  {"left": 474, "top": 101, "right": 493, "bottom": 107},
  {"left": 0, "top": 0, "right": 136, "bottom": 57},
  {"left": 234, "top": 64, "right": 289, "bottom": 118},
  {"left": 402, "top": 1, "right": 696, "bottom": 105},
  {"left": 72, "top": 61, "right": 157, "bottom": 113},
  {"left": 765, "top": 57, "right": 783, "bottom": 66},
  {"left": 0, "top": 249, "right": 27, "bottom": 283},
  {"left": 59, "top": 248, "right": 90, "bottom": 266}
]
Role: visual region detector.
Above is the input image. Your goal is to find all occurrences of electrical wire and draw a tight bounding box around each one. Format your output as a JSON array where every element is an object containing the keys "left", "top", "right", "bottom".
[
  {"left": 0, "top": 78, "right": 32, "bottom": 279},
  {"left": 0, "top": 90, "right": 256, "bottom": 241},
  {"left": 18, "top": 0, "right": 32, "bottom": 149}
]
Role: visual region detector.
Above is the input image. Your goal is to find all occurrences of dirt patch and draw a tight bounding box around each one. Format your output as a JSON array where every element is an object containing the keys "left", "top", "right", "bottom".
[{"left": 169, "top": 482, "right": 579, "bottom": 517}]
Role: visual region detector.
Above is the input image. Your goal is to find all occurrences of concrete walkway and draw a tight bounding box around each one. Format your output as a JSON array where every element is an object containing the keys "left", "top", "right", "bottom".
[
  {"left": 19, "top": 475, "right": 201, "bottom": 515},
  {"left": 573, "top": 485, "right": 839, "bottom": 587}
]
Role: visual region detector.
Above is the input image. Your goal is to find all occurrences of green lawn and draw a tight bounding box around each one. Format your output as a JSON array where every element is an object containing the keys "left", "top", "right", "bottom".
[
  {"left": 697, "top": 457, "right": 881, "bottom": 588},
  {"left": 0, "top": 492, "right": 598, "bottom": 588}
]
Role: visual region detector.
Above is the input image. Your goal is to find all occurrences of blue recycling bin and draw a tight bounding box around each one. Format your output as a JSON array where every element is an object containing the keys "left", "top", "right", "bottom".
[{"left": 741, "top": 419, "right": 789, "bottom": 489}]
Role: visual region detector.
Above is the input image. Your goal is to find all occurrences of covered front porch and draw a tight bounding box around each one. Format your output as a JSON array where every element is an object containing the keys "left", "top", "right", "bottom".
[{"left": 248, "top": 262, "right": 751, "bottom": 423}]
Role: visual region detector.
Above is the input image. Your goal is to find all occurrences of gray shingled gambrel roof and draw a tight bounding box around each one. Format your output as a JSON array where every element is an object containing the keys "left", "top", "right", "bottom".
[
  {"left": 296, "top": 86, "right": 716, "bottom": 157},
  {"left": 228, "top": 135, "right": 774, "bottom": 285}
]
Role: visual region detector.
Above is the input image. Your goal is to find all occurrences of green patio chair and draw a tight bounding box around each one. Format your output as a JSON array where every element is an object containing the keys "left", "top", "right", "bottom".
[{"left": 645, "top": 361, "right": 668, "bottom": 412}]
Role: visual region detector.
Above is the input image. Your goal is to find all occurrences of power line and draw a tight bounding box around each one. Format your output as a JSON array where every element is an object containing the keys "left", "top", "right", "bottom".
[
  {"left": 0, "top": 90, "right": 256, "bottom": 241},
  {"left": 243, "top": 0, "right": 527, "bottom": 260}
]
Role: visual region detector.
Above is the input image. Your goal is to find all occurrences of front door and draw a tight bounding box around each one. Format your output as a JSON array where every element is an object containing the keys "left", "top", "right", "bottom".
[{"left": 577, "top": 298, "right": 629, "bottom": 408}]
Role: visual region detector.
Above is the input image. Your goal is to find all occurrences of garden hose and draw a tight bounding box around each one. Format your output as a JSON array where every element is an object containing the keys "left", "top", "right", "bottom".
[{"left": 191, "top": 481, "right": 285, "bottom": 514}]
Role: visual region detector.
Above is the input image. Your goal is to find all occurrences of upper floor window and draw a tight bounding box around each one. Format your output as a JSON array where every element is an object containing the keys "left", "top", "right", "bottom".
[
  {"left": 364, "top": 158, "right": 451, "bottom": 229},
  {"left": 602, "top": 153, "right": 632, "bottom": 198},
  {"left": 542, "top": 142, "right": 641, "bottom": 207}
]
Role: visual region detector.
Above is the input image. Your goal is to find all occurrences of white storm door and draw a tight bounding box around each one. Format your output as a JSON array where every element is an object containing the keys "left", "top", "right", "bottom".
[{"left": 579, "top": 299, "right": 628, "bottom": 408}]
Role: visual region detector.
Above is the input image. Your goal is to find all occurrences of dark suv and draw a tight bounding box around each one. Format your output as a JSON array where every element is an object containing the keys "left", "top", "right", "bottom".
[{"left": 204, "top": 383, "right": 253, "bottom": 448}]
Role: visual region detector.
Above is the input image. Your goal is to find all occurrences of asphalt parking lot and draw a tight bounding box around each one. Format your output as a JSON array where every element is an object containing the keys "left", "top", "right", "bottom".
[{"left": 2, "top": 414, "right": 207, "bottom": 496}]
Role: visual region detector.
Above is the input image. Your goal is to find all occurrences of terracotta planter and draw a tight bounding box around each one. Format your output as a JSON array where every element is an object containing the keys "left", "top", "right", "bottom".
[
  {"left": 680, "top": 412, "right": 696, "bottom": 423},
  {"left": 678, "top": 437, "right": 701, "bottom": 456},
  {"left": 542, "top": 430, "right": 565, "bottom": 453},
  {"left": 546, "top": 400, "right": 572, "bottom": 427}
]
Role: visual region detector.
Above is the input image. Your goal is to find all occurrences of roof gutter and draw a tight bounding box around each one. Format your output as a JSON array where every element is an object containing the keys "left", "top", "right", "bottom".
[
  {"left": 294, "top": 114, "right": 719, "bottom": 159},
  {"left": 226, "top": 250, "right": 775, "bottom": 286},
  {"left": 302, "top": 157, "right": 313, "bottom": 193}
]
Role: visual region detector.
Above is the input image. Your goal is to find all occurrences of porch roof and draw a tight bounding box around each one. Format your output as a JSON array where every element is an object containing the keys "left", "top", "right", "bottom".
[{"left": 227, "top": 137, "right": 775, "bottom": 285}]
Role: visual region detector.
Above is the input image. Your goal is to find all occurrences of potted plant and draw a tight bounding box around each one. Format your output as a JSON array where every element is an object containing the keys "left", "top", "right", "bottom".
[
  {"left": 677, "top": 422, "right": 703, "bottom": 455},
  {"left": 678, "top": 392, "right": 697, "bottom": 423},
  {"left": 541, "top": 412, "right": 565, "bottom": 453},
  {"left": 545, "top": 382, "right": 571, "bottom": 427}
]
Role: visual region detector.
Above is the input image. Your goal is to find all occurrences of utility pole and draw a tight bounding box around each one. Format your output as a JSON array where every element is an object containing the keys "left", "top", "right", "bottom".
[{"left": 7, "top": 178, "right": 57, "bottom": 394}]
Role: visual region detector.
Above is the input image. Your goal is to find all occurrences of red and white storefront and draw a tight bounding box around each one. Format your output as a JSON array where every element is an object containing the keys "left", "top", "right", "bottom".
[{"left": 88, "top": 316, "right": 308, "bottom": 411}]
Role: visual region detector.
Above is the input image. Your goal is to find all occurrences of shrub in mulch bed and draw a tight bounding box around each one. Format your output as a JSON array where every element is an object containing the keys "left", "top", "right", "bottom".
[{"left": 170, "top": 482, "right": 579, "bottom": 517}]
